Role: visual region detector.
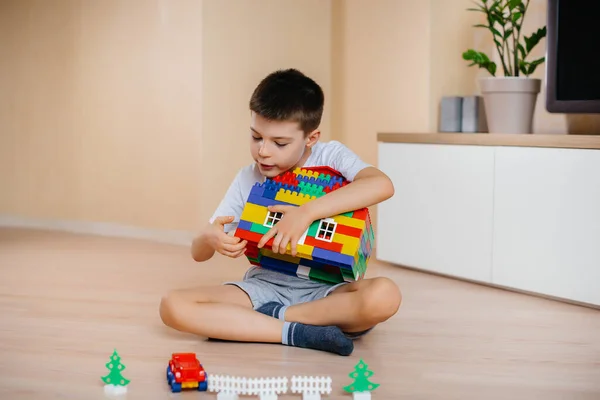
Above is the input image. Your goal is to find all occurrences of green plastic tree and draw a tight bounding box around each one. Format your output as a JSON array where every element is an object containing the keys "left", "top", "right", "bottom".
[
  {"left": 101, "top": 349, "right": 131, "bottom": 387},
  {"left": 343, "top": 359, "right": 380, "bottom": 393}
]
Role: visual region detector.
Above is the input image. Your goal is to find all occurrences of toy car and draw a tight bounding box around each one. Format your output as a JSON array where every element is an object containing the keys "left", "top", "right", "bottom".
[{"left": 166, "top": 352, "right": 208, "bottom": 392}]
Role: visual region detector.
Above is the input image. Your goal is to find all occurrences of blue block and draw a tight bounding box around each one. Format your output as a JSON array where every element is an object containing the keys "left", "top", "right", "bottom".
[
  {"left": 312, "top": 247, "right": 355, "bottom": 265},
  {"left": 298, "top": 257, "right": 328, "bottom": 270},
  {"left": 260, "top": 256, "right": 300, "bottom": 275},
  {"left": 247, "top": 194, "right": 290, "bottom": 208},
  {"left": 263, "top": 185, "right": 279, "bottom": 200},
  {"left": 249, "top": 183, "right": 265, "bottom": 198},
  {"left": 237, "top": 219, "right": 252, "bottom": 231},
  {"left": 312, "top": 256, "right": 353, "bottom": 270}
]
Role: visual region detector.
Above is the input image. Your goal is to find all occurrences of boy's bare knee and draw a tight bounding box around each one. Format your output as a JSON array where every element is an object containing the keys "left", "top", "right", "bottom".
[
  {"left": 159, "top": 291, "right": 181, "bottom": 328},
  {"left": 360, "top": 277, "right": 402, "bottom": 323}
]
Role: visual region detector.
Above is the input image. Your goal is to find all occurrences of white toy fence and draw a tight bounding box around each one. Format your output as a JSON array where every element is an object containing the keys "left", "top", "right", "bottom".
[
  {"left": 291, "top": 376, "right": 332, "bottom": 400},
  {"left": 208, "top": 375, "right": 288, "bottom": 400}
]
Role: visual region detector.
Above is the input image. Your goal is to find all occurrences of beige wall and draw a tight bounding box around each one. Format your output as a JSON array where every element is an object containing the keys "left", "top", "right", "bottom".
[
  {"left": 1, "top": 0, "right": 597, "bottom": 234},
  {"left": 0, "top": 0, "right": 331, "bottom": 232},
  {"left": 0, "top": 0, "right": 204, "bottom": 231}
]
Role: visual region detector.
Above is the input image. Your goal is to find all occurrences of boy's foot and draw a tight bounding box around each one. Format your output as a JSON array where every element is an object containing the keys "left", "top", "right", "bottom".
[
  {"left": 256, "top": 301, "right": 287, "bottom": 320},
  {"left": 282, "top": 321, "right": 353, "bottom": 356}
]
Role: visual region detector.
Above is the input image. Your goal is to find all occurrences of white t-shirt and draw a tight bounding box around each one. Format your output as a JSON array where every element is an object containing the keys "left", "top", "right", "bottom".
[{"left": 209, "top": 140, "right": 372, "bottom": 233}]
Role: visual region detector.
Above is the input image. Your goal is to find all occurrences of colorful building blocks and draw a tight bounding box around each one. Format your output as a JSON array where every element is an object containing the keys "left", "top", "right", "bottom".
[
  {"left": 166, "top": 352, "right": 208, "bottom": 392},
  {"left": 234, "top": 166, "right": 375, "bottom": 284}
]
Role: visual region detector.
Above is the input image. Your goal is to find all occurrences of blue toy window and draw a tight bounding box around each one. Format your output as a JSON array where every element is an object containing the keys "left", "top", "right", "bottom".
[
  {"left": 264, "top": 211, "right": 283, "bottom": 227},
  {"left": 316, "top": 219, "right": 337, "bottom": 242}
]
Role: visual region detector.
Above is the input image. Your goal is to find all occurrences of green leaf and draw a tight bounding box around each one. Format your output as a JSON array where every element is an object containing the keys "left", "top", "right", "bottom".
[
  {"left": 518, "top": 57, "right": 545, "bottom": 76},
  {"left": 524, "top": 27, "right": 547, "bottom": 53},
  {"left": 508, "top": 0, "right": 522, "bottom": 10},
  {"left": 511, "top": 12, "right": 522, "bottom": 24},
  {"left": 517, "top": 43, "right": 526, "bottom": 59},
  {"left": 462, "top": 49, "right": 496, "bottom": 77},
  {"left": 489, "top": 25, "right": 503, "bottom": 38},
  {"left": 527, "top": 56, "right": 545, "bottom": 75},
  {"left": 519, "top": 60, "right": 529, "bottom": 75},
  {"left": 504, "top": 28, "right": 514, "bottom": 40}
]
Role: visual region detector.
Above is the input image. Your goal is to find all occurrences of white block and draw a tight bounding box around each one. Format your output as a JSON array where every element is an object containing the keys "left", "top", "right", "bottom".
[
  {"left": 103, "top": 384, "right": 127, "bottom": 397},
  {"left": 260, "top": 394, "right": 278, "bottom": 400},
  {"left": 353, "top": 392, "right": 371, "bottom": 400}
]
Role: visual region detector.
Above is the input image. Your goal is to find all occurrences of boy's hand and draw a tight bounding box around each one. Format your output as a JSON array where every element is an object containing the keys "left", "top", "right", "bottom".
[
  {"left": 258, "top": 205, "right": 312, "bottom": 257},
  {"left": 207, "top": 216, "right": 247, "bottom": 258}
]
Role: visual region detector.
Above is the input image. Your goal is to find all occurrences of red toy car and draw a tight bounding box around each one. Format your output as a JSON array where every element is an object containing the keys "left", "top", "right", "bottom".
[{"left": 166, "top": 353, "right": 208, "bottom": 392}]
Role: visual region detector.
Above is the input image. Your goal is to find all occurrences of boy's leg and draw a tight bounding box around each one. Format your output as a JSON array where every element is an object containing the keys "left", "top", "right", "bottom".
[
  {"left": 258, "top": 277, "right": 402, "bottom": 333},
  {"left": 159, "top": 284, "right": 283, "bottom": 342},
  {"left": 159, "top": 280, "right": 355, "bottom": 355}
]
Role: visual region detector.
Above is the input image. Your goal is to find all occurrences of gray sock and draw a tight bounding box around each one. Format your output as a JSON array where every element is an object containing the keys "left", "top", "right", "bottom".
[
  {"left": 277, "top": 305, "right": 288, "bottom": 320},
  {"left": 281, "top": 321, "right": 353, "bottom": 356}
]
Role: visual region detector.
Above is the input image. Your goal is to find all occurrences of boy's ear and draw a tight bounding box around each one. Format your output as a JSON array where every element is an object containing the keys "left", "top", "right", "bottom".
[{"left": 305, "top": 129, "right": 321, "bottom": 147}]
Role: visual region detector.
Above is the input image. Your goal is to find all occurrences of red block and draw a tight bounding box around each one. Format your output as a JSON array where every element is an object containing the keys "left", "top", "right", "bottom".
[
  {"left": 352, "top": 209, "right": 369, "bottom": 220},
  {"left": 304, "top": 236, "right": 343, "bottom": 252},
  {"left": 235, "top": 229, "right": 274, "bottom": 248},
  {"left": 335, "top": 224, "right": 363, "bottom": 238}
]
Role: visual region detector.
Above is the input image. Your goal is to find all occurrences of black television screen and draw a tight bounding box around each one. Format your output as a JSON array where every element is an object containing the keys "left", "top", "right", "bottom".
[{"left": 546, "top": 0, "right": 600, "bottom": 113}]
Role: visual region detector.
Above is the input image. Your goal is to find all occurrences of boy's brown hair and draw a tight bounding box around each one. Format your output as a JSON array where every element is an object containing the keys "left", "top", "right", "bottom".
[{"left": 249, "top": 69, "right": 324, "bottom": 135}]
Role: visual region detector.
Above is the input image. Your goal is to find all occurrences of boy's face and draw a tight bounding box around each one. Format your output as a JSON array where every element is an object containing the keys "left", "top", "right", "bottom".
[{"left": 250, "top": 112, "right": 319, "bottom": 178}]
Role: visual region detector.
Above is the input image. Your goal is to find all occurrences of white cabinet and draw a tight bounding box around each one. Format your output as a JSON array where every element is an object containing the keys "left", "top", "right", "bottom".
[
  {"left": 377, "top": 141, "right": 600, "bottom": 306},
  {"left": 377, "top": 142, "right": 495, "bottom": 283},
  {"left": 492, "top": 147, "right": 600, "bottom": 305}
]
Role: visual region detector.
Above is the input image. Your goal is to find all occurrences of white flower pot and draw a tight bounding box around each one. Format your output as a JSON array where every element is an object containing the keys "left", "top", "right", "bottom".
[{"left": 479, "top": 77, "right": 541, "bottom": 134}]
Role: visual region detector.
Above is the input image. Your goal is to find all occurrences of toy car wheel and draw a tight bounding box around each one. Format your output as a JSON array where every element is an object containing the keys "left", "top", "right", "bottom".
[
  {"left": 170, "top": 382, "right": 182, "bottom": 393},
  {"left": 198, "top": 371, "right": 208, "bottom": 391},
  {"left": 166, "top": 366, "right": 174, "bottom": 384}
]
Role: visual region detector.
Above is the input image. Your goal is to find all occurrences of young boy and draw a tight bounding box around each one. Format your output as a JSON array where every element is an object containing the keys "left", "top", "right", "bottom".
[{"left": 160, "top": 69, "right": 402, "bottom": 356}]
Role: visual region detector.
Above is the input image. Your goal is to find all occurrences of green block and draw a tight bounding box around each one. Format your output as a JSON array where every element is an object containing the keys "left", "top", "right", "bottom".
[
  {"left": 308, "top": 267, "right": 344, "bottom": 284},
  {"left": 318, "top": 173, "right": 331, "bottom": 182},
  {"left": 250, "top": 223, "right": 270, "bottom": 235},
  {"left": 307, "top": 220, "right": 320, "bottom": 237}
]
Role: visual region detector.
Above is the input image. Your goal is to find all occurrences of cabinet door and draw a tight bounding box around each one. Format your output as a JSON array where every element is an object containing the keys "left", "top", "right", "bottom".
[
  {"left": 377, "top": 142, "right": 495, "bottom": 282},
  {"left": 493, "top": 147, "right": 600, "bottom": 306}
]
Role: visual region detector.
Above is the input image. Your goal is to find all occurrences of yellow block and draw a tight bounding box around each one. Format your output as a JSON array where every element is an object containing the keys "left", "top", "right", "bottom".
[
  {"left": 333, "top": 232, "right": 360, "bottom": 256},
  {"left": 274, "top": 189, "right": 315, "bottom": 206},
  {"left": 182, "top": 382, "right": 198, "bottom": 389},
  {"left": 293, "top": 167, "right": 320, "bottom": 179},
  {"left": 240, "top": 202, "right": 268, "bottom": 225},
  {"left": 332, "top": 214, "right": 366, "bottom": 229},
  {"left": 262, "top": 244, "right": 314, "bottom": 260}
]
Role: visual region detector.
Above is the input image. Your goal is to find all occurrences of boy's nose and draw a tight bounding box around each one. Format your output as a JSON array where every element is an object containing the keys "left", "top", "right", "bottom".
[{"left": 258, "top": 145, "right": 270, "bottom": 157}]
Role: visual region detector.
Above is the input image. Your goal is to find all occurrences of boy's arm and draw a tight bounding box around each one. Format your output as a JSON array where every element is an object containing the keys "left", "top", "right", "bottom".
[
  {"left": 302, "top": 166, "right": 394, "bottom": 220},
  {"left": 191, "top": 216, "right": 247, "bottom": 262},
  {"left": 191, "top": 223, "right": 216, "bottom": 262},
  {"left": 258, "top": 166, "right": 394, "bottom": 255}
]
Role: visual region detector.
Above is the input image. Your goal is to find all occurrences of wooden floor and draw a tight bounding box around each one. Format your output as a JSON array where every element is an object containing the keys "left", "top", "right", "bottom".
[{"left": 0, "top": 227, "right": 599, "bottom": 399}]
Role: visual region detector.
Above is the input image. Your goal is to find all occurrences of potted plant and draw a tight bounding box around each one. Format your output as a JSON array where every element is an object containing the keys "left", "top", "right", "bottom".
[{"left": 463, "top": 0, "right": 546, "bottom": 134}]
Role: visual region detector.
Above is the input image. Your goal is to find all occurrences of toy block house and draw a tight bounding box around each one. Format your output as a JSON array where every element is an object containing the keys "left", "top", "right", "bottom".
[{"left": 233, "top": 166, "right": 375, "bottom": 284}]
